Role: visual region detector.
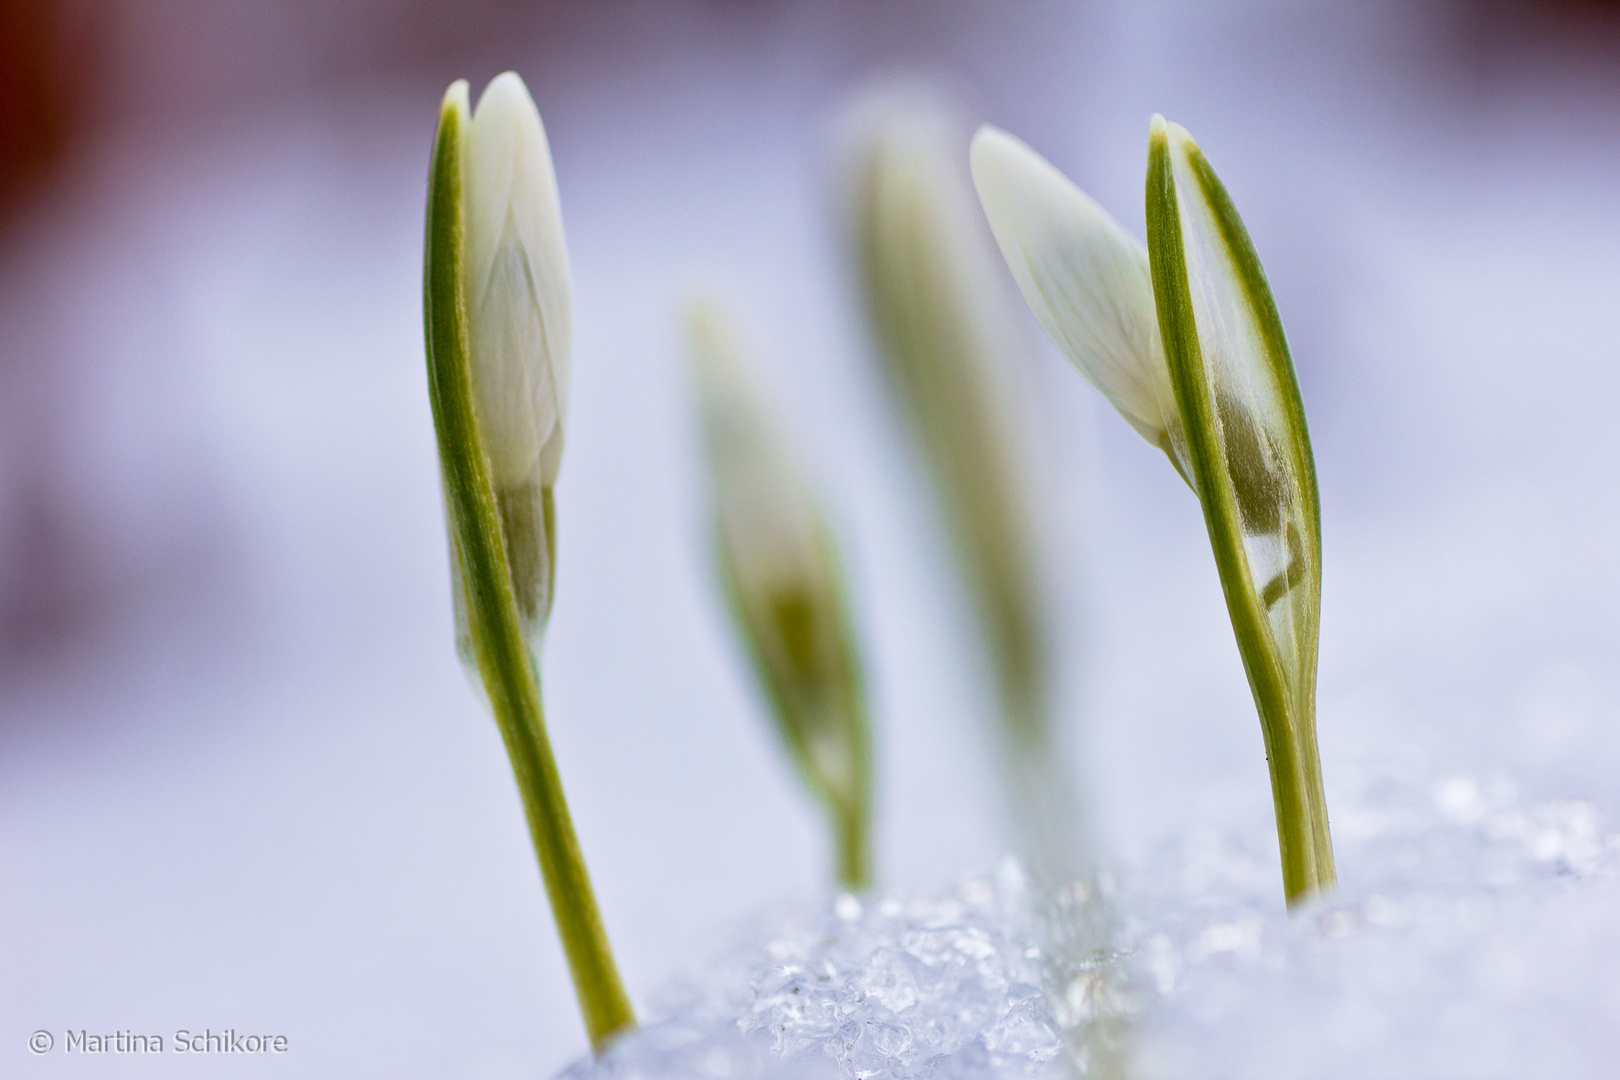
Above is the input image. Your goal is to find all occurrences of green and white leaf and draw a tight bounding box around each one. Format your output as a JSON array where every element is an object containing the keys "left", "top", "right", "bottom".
[{"left": 1145, "top": 115, "right": 1333, "bottom": 905}]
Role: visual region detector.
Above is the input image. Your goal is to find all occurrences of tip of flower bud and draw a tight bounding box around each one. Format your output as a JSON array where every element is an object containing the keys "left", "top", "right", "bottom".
[
  {"left": 968, "top": 123, "right": 1020, "bottom": 176},
  {"left": 471, "top": 73, "right": 538, "bottom": 145},
  {"left": 969, "top": 126, "right": 1083, "bottom": 233},
  {"left": 442, "top": 79, "right": 470, "bottom": 119}
]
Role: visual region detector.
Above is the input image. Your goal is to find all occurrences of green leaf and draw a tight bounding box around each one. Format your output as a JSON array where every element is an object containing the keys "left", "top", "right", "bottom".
[{"left": 1145, "top": 116, "right": 1334, "bottom": 906}]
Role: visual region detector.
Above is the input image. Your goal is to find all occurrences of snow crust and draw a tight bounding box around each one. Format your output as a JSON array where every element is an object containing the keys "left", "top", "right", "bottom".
[
  {"left": 1119, "top": 761, "right": 1620, "bottom": 1079},
  {"left": 562, "top": 759, "right": 1617, "bottom": 1080},
  {"left": 566, "top": 864, "right": 1092, "bottom": 1080}
]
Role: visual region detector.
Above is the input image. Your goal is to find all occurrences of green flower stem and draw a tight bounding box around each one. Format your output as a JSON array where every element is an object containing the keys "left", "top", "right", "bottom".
[
  {"left": 835, "top": 791, "right": 872, "bottom": 893},
  {"left": 425, "top": 92, "right": 635, "bottom": 1050},
  {"left": 1146, "top": 124, "right": 1335, "bottom": 908}
]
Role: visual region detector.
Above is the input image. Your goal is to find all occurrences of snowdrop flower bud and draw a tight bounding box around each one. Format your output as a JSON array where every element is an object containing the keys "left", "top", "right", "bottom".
[
  {"left": 971, "top": 126, "right": 1185, "bottom": 475},
  {"left": 441, "top": 72, "right": 571, "bottom": 649},
  {"left": 464, "top": 71, "right": 572, "bottom": 492},
  {"left": 848, "top": 91, "right": 1109, "bottom": 900},
  {"left": 970, "top": 113, "right": 1332, "bottom": 908},
  {"left": 690, "top": 301, "right": 873, "bottom": 891},
  {"left": 425, "top": 76, "right": 634, "bottom": 1048},
  {"left": 849, "top": 95, "right": 1049, "bottom": 744}
]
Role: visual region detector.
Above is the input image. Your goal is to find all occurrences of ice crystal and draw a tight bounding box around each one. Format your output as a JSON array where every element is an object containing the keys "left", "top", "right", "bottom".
[{"left": 566, "top": 863, "right": 1096, "bottom": 1080}]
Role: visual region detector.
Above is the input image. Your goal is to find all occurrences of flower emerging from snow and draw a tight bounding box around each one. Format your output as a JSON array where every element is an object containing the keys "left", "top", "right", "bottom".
[
  {"left": 422, "top": 72, "right": 634, "bottom": 1050},
  {"left": 973, "top": 116, "right": 1333, "bottom": 907},
  {"left": 846, "top": 88, "right": 1102, "bottom": 892}
]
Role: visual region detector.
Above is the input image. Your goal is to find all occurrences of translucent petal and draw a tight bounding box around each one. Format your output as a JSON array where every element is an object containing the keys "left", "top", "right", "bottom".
[
  {"left": 464, "top": 72, "right": 572, "bottom": 488},
  {"left": 971, "top": 126, "right": 1174, "bottom": 447}
]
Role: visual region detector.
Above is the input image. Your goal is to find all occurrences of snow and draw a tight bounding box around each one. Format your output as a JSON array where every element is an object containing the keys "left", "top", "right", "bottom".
[{"left": 563, "top": 759, "right": 1617, "bottom": 1080}]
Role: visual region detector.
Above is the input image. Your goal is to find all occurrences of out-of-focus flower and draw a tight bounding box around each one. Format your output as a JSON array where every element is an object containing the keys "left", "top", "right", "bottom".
[
  {"left": 848, "top": 94, "right": 1048, "bottom": 744},
  {"left": 971, "top": 125, "right": 1185, "bottom": 476},
  {"left": 849, "top": 92, "right": 1117, "bottom": 1053},
  {"left": 691, "top": 301, "right": 873, "bottom": 892}
]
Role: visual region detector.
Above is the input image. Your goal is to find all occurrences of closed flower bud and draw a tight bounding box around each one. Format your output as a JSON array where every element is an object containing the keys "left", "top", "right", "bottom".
[
  {"left": 848, "top": 92, "right": 1104, "bottom": 896},
  {"left": 849, "top": 96, "right": 1048, "bottom": 741},
  {"left": 441, "top": 72, "right": 571, "bottom": 649},
  {"left": 690, "top": 301, "right": 873, "bottom": 892},
  {"left": 423, "top": 74, "right": 633, "bottom": 1049},
  {"left": 970, "top": 126, "right": 1184, "bottom": 473},
  {"left": 464, "top": 71, "right": 572, "bottom": 492}
]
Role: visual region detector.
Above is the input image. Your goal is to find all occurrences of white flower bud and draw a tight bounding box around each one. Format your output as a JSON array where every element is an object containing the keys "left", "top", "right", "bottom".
[
  {"left": 692, "top": 305, "right": 829, "bottom": 605},
  {"left": 463, "top": 72, "right": 571, "bottom": 490},
  {"left": 847, "top": 92, "right": 1048, "bottom": 731},
  {"left": 423, "top": 79, "right": 636, "bottom": 1046},
  {"left": 690, "top": 301, "right": 872, "bottom": 889},
  {"left": 970, "top": 126, "right": 1178, "bottom": 454}
]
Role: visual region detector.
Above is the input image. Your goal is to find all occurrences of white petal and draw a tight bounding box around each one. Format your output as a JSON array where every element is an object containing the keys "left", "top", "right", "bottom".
[
  {"left": 970, "top": 125, "right": 1174, "bottom": 446},
  {"left": 464, "top": 72, "right": 572, "bottom": 488}
]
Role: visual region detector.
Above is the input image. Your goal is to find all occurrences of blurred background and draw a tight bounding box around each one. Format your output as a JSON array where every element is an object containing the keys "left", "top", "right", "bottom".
[{"left": 3, "top": 2, "right": 1618, "bottom": 1077}]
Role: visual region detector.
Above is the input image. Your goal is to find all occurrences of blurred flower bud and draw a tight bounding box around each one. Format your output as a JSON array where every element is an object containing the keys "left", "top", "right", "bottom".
[
  {"left": 848, "top": 94, "right": 1049, "bottom": 741},
  {"left": 690, "top": 301, "right": 873, "bottom": 891},
  {"left": 971, "top": 126, "right": 1184, "bottom": 473}
]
